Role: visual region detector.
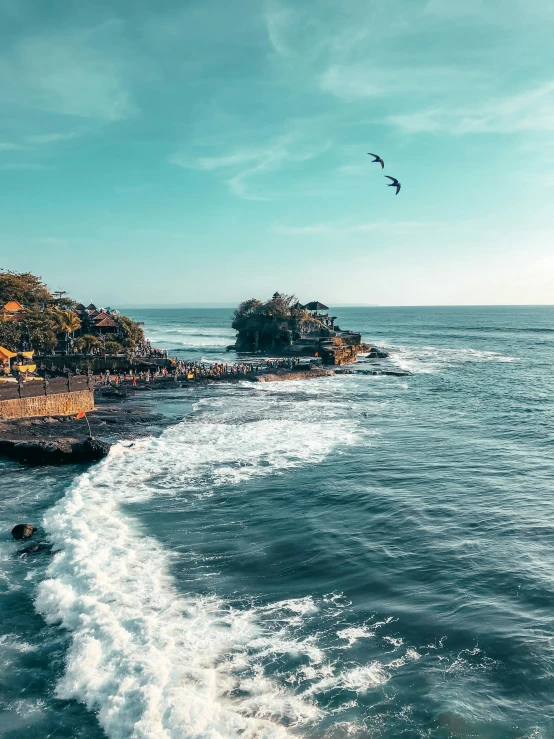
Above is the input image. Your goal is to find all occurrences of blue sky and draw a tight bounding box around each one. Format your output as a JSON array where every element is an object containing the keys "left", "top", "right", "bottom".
[{"left": 1, "top": 0, "right": 553, "bottom": 306}]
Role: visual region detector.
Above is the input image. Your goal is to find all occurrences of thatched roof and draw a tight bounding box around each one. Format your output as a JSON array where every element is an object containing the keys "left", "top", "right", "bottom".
[{"left": 303, "top": 301, "right": 329, "bottom": 311}]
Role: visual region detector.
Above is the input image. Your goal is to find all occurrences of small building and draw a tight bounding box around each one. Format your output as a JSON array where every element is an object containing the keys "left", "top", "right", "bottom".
[
  {"left": 1, "top": 301, "right": 26, "bottom": 322},
  {"left": 3, "top": 300, "right": 25, "bottom": 312},
  {"left": 303, "top": 301, "right": 329, "bottom": 312},
  {"left": 0, "top": 345, "right": 17, "bottom": 376},
  {"left": 302, "top": 301, "right": 336, "bottom": 330},
  {"left": 13, "top": 350, "right": 36, "bottom": 376},
  {"left": 94, "top": 315, "right": 117, "bottom": 334}
]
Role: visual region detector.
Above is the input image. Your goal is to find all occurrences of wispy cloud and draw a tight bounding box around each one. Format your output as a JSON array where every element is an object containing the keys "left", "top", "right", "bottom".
[
  {"left": 319, "top": 64, "right": 488, "bottom": 102},
  {"left": 0, "top": 141, "right": 26, "bottom": 151},
  {"left": 173, "top": 148, "right": 263, "bottom": 171},
  {"left": 274, "top": 221, "right": 436, "bottom": 236},
  {"left": 0, "top": 27, "right": 136, "bottom": 121},
  {"left": 27, "top": 132, "right": 79, "bottom": 144},
  {"left": 388, "top": 81, "right": 554, "bottom": 134},
  {"left": 0, "top": 162, "right": 50, "bottom": 170},
  {"left": 337, "top": 163, "right": 369, "bottom": 177},
  {"left": 173, "top": 133, "right": 332, "bottom": 200},
  {"left": 264, "top": 0, "right": 295, "bottom": 57}
]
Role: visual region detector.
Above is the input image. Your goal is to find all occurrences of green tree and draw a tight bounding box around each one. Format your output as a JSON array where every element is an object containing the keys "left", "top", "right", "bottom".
[
  {"left": 74, "top": 335, "right": 101, "bottom": 354},
  {"left": 24, "top": 309, "right": 58, "bottom": 352},
  {"left": 116, "top": 315, "right": 144, "bottom": 349},
  {"left": 0, "top": 271, "right": 53, "bottom": 309},
  {"left": 55, "top": 309, "right": 81, "bottom": 350},
  {"left": 103, "top": 340, "right": 123, "bottom": 355},
  {"left": 0, "top": 321, "right": 24, "bottom": 352},
  {"left": 232, "top": 299, "right": 263, "bottom": 331}
]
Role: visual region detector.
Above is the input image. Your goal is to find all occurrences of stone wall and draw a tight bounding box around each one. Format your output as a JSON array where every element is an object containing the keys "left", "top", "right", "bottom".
[{"left": 0, "top": 390, "right": 94, "bottom": 420}]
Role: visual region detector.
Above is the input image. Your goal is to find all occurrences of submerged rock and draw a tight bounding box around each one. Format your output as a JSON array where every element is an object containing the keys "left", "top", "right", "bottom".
[
  {"left": 11, "top": 524, "right": 37, "bottom": 540},
  {"left": 18, "top": 542, "right": 52, "bottom": 556},
  {"left": 0, "top": 437, "right": 111, "bottom": 466}
]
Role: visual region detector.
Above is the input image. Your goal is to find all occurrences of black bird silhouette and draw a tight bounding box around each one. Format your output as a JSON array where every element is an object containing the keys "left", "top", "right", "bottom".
[
  {"left": 367, "top": 152, "right": 384, "bottom": 169},
  {"left": 385, "top": 175, "right": 401, "bottom": 195}
]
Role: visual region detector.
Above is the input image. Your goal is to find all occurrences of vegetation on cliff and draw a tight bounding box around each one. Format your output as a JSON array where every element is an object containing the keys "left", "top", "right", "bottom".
[
  {"left": 232, "top": 292, "right": 327, "bottom": 353},
  {"left": 232, "top": 292, "right": 368, "bottom": 365},
  {"left": 0, "top": 271, "right": 144, "bottom": 354}
]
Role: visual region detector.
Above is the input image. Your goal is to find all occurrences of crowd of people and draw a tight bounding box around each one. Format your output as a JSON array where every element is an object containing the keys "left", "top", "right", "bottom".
[
  {"left": 135, "top": 340, "right": 168, "bottom": 358},
  {"left": 96, "top": 356, "right": 303, "bottom": 387}
]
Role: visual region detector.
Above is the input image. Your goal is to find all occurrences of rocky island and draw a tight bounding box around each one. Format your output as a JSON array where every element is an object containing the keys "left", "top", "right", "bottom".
[
  {"left": 231, "top": 292, "right": 376, "bottom": 365},
  {"left": 0, "top": 278, "right": 393, "bottom": 468}
]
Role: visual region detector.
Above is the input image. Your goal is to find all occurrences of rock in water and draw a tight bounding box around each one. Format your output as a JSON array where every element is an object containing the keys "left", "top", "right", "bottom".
[
  {"left": 367, "top": 348, "right": 389, "bottom": 358},
  {"left": 0, "top": 437, "right": 111, "bottom": 466},
  {"left": 11, "top": 524, "right": 37, "bottom": 540},
  {"left": 19, "top": 542, "right": 51, "bottom": 556}
]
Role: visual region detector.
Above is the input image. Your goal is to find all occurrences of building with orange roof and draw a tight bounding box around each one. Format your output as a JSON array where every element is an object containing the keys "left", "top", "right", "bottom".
[
  {"left": 3, "top": 300, "right": 24, "bottom": 312},
  {"left": 1, "top": 301, "right": 26, "bottom": 323},
  {"left": 0, "top": 345, "right": 17, "bottom": 376}
]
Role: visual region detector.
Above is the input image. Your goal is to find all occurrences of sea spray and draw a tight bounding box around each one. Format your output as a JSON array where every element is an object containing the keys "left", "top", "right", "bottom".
[{"left": 35, "top": 383, "right": 361, "bottom": 738}]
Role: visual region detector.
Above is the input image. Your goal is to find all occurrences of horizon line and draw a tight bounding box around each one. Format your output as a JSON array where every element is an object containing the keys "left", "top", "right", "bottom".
[{"left": 117, "top": 303, "right": 554, "bottom": 309}]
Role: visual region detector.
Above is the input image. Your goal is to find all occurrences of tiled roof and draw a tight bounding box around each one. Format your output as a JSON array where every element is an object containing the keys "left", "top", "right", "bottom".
[{"left": 95, "top": 316, "right": 117, "bottom": 327}]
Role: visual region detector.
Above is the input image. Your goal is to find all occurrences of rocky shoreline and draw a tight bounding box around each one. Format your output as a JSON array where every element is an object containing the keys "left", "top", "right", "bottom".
[
  {"left": 0, "top": 352, "right": 397, "bottom": 466},
  {"left": 0, "top": 367, "right": 338, "bottom": 465},
  {"left": 0, "top": 384, "right": 176, "bottom": 464}
]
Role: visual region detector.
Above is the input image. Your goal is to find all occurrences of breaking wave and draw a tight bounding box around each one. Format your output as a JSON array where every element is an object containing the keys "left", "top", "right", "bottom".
[
  {"left": 35, "top": 384, "right": 406, "bottom": 738},
  {"left": 381, "top": 343, "right": 517, "bottom": 374}
]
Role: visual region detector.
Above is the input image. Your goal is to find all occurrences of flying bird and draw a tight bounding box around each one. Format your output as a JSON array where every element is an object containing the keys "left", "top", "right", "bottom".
[
  {"left": 385, "top": 175, "right": 401, "bottom": 195},
  {"left": 367, "top": 152, "right": 384, "bottom": 169}
]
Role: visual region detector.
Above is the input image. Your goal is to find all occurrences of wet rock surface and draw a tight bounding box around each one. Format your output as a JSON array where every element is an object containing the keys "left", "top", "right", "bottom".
[
  {"left": 0, "top": 388, "right": 177, "bottom": 466},
  {"left": 256, "top": 369, "right": 334, "bottom": 382},
  {"left": 18, "top": 542, "right": 52, "bottom": 556},
  {"left": 368, "top": 348, "right": 389, "bottom": 358},
  {"left": 11, "top": 524, "right": 37, "bottom": 540},
  {"left": 0, "top": 437, "right": 111, "bottom": 465}
]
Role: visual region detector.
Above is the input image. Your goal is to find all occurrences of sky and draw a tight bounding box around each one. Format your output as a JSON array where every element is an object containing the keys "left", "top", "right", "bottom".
[{"left": 0, "top": 0, "right": 553, "bottom": 306}]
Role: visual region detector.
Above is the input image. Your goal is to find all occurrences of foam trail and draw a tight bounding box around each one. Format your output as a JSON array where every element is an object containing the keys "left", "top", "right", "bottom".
[
  {"left": 36, "top": 388, "right": 357, "bottom": 738},
  {"left": 380, "top": 343, "right": 517, "bottom": 374}
]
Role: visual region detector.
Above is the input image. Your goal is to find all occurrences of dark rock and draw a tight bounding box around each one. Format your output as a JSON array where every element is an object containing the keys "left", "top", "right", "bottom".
[
  {"left": 19, "top": 542, "right": 51, "bottom": 556},
  {"left": 0, "top": 437, "right": 111, "bottom": 466},
  {"left": 12, "top": 524, "right": 37, "bottom": 540},
  {"left": 368, "top": 349, "right": 389, "bottom": 358},
  {"left": 100, "top": 389, "right": 132, "bottom": 399}
]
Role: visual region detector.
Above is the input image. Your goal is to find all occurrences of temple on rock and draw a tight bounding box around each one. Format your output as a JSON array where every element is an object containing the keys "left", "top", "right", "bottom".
[{"left": 231, "top": 293, "right": 369, "bottom": 365}]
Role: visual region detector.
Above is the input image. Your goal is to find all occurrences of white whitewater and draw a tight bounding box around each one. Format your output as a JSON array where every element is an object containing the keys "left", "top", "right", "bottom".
[{"left": 35, "top": 383, "right": 368, "bottom": 738}]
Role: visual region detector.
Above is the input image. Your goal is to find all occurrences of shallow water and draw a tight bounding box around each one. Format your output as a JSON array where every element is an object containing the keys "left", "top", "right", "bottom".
[{"left": 1, "top": 306, "right": 553, "bottom": 738}]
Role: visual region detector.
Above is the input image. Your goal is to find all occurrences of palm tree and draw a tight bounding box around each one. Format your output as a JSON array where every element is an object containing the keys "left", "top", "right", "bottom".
[
  {"left": 74, "top": 334, "right": 101, "bottom": 355},
  {"left": 56, "top": 310, "right": 81, "bottom": 352}
]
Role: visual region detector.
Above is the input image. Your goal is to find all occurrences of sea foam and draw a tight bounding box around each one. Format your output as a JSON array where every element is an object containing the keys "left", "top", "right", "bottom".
[{"left": 35, "top": 385, "right": 363, "bottom": 738}]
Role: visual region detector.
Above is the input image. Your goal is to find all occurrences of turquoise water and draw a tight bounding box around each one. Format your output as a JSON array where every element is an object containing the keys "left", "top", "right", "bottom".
[{"left": 1, "top": 306, "right": 554, "bottom": 738}]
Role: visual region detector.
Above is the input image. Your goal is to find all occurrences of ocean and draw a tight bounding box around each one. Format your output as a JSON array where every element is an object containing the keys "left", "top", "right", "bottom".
[{"left": 1, "top": 306, "right": 553, "bottom": 739}]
